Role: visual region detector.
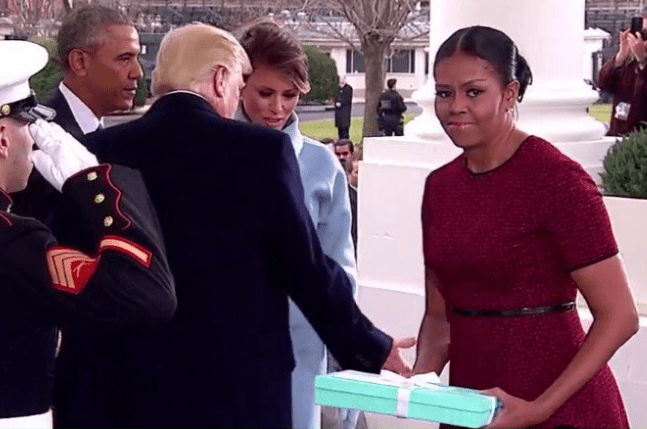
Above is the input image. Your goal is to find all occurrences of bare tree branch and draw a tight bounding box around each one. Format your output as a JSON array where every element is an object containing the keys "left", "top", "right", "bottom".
[{"left": 295, "top": 0, "right": 427, "bottom": 137}]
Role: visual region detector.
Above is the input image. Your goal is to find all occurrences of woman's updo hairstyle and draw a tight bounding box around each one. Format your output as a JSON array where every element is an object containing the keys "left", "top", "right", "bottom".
[
  {"left": 434, "top": 26, "right": 533, "bottom": 102},
  {"left": 237, "top": 18, "right": 311, "bottom": 94}
]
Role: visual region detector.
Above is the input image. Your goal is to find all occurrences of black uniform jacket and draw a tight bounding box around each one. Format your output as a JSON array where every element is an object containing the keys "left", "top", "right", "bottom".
[
  {"left": 0, "top": 164, "right": 175, "bottom": 419},
  {"left": 377, "top": 89, "right": 407, "bottom": 126},
  {"left": 58, "top": 91, "right": 392, "bottom": 428}
]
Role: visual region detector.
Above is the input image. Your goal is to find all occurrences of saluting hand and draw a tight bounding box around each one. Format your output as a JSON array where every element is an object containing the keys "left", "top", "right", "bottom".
[{"left": 29, "top": 119, "right": 99, "bottom": 192}]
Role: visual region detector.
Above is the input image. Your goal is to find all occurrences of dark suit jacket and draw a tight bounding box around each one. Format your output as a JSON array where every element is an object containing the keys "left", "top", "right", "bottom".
[
  {"left": 334, "top": 83, "right": 353, "bottom": 128},
  {"left": 10, "top": 87, "right": 85, "bottom": 226},
  {"left": 54, "top": 92, "right": 392, "bottom": 428},
  {"left": 43, "top": 87, "right": 85, "bottom": 140}
]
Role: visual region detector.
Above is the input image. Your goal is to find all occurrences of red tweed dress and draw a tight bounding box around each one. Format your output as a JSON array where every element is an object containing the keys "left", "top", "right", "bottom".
[{"left": 421, "top": 136, "right": 629, "bottom": 428}]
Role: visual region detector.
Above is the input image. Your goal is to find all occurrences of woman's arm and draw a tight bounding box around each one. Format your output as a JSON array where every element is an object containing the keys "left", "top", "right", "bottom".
[
  {"left": 485, "top": 255, "right": 638, "bottom": 428},
  {"left": 412, "top": 267, "right": 451, "bottom": 375}
]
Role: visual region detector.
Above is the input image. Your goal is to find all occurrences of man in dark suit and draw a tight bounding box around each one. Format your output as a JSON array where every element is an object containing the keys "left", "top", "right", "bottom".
[
  {"left": 333, "top": 139, "right": 358, "bottom": 255},
  {"left": 10, "top": 5, "right": 143, "bottom": 227},
  {"left": 334, "top": 76, "right": 353, "bottom": 139},
  {"left": 46, "top": 5, "right": 142, "bottom": 137},
  {"left": 56, "top": 22, "right": 410, "bottom": 428}
]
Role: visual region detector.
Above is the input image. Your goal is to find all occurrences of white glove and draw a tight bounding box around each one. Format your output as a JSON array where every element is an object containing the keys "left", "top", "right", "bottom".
[
  {"left": 335, "top": 102, "right": 341, "bottom": 108},
  {"left": 29, "top": 119, "right": 99, "bottom": 192}
]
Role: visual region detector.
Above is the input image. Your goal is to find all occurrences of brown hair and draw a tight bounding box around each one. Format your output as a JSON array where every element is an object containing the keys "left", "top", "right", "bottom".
[{"left": 237, "top": 19, "right": 311, "bottom": 94}]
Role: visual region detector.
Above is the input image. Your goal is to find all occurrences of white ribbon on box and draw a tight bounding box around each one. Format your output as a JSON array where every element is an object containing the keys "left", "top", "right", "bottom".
[
  {"left": 385, "top": 371, "right": 499, "bottom": 424},
  {"left": 390, "top": 372, "right": 442, "bottom": 418},
  {"left": 395, "top": 382, "right": 413, "bottom": 417},
  {"left": 330, "top": 370, "right": 500, "bottom": 425},
  {"left": 331, "top": 370, "right": 441, "bottom": 418}
]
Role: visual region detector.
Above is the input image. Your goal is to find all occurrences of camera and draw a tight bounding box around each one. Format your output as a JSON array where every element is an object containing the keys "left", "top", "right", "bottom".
[{"left": 630, "top": 16, "right": 647, "bottom": 40}]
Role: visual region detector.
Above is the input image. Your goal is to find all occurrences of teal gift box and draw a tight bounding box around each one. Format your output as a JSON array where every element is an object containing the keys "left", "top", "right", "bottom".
[{"left": 315, "top": 370, "right": 499, "bottom": 428}]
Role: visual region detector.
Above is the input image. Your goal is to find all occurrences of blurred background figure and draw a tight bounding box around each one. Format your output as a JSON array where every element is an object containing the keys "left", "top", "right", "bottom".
[
  {"left": 349, "top": 159, "right": 359, "bottom": 188},
  {"left": 320, "top": 136, "right": 336, "bottom": 153},
  {"left": 377, "top": 78, "right": 407, "bottom": 136},
  {"left": 333, "top": 138, "right": 354, "bottom": 172},
  {"left": 334, "top": 76, "right": 353, "bottom": 139},
  {"left": 597, "top": 14, "right": 647, "bottom": 136}
]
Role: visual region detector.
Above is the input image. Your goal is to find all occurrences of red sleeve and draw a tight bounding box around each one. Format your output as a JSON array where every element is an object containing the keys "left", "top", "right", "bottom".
[{"left": 543, "top": 160, "right": 618, "bottom": 272}]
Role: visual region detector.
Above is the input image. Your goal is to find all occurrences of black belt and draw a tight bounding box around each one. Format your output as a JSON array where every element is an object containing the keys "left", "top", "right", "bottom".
[{"left": 451, "top": 301, "right": 576, "bottom": 317}]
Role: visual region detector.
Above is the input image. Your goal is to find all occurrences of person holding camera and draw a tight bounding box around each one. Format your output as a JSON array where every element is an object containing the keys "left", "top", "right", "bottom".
[{"left": 597, "top": 16, "right": 647, "bottom": 136}]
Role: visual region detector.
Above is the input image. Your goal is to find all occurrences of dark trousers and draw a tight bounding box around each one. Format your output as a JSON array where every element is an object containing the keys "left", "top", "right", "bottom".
[
  {"left": 338, "top": 126, "right": 349, "bottom": 139},
  {"left": 383, "top": 123, "right": 404, "bottom": 136},
  {"left": 382, "top": 115, "right": 404, "bottom": 136}
]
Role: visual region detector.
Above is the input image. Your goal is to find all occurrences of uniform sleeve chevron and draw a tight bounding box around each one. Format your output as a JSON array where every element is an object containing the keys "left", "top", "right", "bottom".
[
  {"left": 99, "top": 236, "right": 152, "bottom": 267},
  {"left": 45, "top": 247, "right": 99, "bottom": 294}
]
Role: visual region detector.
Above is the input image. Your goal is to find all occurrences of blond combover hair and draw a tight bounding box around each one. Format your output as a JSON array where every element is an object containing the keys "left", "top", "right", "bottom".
[{"left": 151, "top": 23, "right": 251, "bottom": 97}]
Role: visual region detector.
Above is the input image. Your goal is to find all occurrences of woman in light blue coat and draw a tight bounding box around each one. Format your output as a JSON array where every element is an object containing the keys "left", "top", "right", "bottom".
[{"left": 236, "top": 19, "right": 357, "bottom": 429}]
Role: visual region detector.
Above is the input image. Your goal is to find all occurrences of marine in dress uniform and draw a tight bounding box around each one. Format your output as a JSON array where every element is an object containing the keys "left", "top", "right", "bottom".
[{"left": 0, "top": 41, "right": 175, "bottom": 429}]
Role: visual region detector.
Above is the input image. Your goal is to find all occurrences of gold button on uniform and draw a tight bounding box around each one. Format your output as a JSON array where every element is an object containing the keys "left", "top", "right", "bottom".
[
  {"left": 103, "top": 216, "right": 113, "bottom": 227},
  {"left": 87, "top": 172, "right": 98, "bottom": 181},
  {"left": 94, "top": 193, "right": 105, "bottom": 204}
]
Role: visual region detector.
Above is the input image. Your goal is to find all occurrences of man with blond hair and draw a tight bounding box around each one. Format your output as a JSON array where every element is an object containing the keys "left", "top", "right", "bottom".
[{"left": 63, "top": 23, "right": 410, "bottom": 427}]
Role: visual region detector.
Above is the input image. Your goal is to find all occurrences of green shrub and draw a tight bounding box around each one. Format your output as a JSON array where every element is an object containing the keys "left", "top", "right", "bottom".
[
  {"left": 302, "top": 45, "right": 337, "bottom": 104},
  {"left": 28, "top": 37, "right": 63, "bottom": 101},
  {"left": 601, "top": 127, "right": 647, "bottom": 198}
]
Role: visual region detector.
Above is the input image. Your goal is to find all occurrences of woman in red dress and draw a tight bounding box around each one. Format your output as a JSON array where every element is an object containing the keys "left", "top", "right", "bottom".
[{"left": 412, "top": 26, "right": 638, "bottom": 428}]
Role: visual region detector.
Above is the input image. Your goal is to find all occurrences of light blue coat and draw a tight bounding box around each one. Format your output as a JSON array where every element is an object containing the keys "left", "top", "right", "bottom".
[{"left": 235, "top": 109, "right": 357, "bottom": 428}]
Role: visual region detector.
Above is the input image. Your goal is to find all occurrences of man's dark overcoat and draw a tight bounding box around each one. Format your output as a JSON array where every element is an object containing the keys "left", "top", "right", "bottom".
[
  {"left": 54, "top": 92, "right": 392, "bottom": 428},
  {"left": 334, "top": 83, "right": 353, "bottom": 128}
]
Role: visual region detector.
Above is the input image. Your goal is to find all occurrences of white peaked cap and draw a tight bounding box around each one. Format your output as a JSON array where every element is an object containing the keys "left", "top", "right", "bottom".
[{"left": 0, "top": 40, "right": 48, "bottom": 107}]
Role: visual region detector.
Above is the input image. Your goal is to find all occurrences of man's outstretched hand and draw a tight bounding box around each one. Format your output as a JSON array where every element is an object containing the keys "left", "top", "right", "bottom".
[{"left": 382, "top": 337, "right": 416, "bottom": 377}]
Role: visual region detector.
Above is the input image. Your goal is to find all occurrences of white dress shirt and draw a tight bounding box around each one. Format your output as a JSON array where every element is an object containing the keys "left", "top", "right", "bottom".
[
  {"left": 0, "top": 410, "right": 52, "bottom": 429},
  {"left": 58, "top": 82, "right": 104, "bottom": 134}
]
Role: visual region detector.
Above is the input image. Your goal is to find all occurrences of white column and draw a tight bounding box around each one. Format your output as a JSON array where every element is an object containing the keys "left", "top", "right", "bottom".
[
  {"left": 405, "top": 0, "right": 616, "bottom": 176},
  {"left": 408, "top": 0, "right": 601, "bottom": 140},
  {"left": 414, "top": 47, "right": 426, "bottom": 92}
]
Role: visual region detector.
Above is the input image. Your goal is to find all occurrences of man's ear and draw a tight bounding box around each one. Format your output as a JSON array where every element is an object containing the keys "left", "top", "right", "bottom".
[
  {"left": 212, "top": 65, "right": 229, "bottom": 98},
  {"left": 67, "top": 48, "right": 90, "bottom": 77},
  {"left": 0, "top": 124, "right": 11, "bottom": 159}
]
